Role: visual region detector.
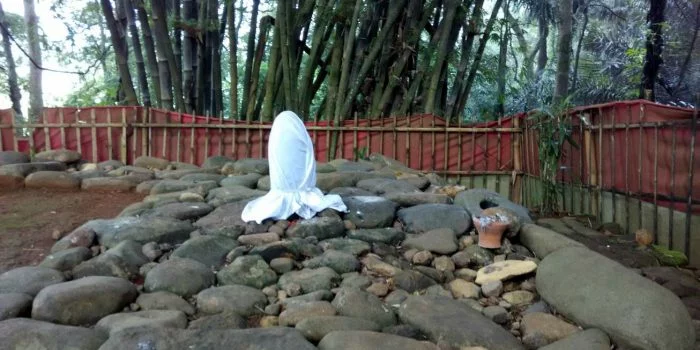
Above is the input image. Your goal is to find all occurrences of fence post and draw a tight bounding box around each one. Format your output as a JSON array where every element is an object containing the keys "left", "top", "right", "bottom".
[
  {"left": 512, "top": 117, "right": 523, "bottom": 204},
  {"left": 684, "top": 94, "right": 698, "bottom": 257},
  {"left": 120, "top": 108, "right": 127, "bottom": 164},
  {"left": 584, "top": 115, "right": 598, "bottom": 218}
]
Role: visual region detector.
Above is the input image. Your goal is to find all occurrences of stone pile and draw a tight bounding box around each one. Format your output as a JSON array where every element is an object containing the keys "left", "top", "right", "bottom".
[{"left": 0, "top": 151, "right": 697, "bottom": 350}]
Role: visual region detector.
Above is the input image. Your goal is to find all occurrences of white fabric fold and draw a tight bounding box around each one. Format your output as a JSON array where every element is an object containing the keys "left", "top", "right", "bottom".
[{"left": 241, "top": 111, "right": 347, "bottom": 223}]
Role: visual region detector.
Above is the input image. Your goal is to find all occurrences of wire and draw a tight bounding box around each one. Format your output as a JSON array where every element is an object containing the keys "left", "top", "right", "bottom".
[{"left": 0, "top": 20, "right": 108, "bottom": 76}]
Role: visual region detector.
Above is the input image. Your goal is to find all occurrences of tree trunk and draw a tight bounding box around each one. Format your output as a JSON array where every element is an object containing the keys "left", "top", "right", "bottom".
[
  {"left": 152, "top": 0, "right": 185, "bottom": 111},
  {"left": 552, "top": 0, "right": 573, "bottom": 104},
  {"left": 23, "top": 0, "right": 44, "bottom": 120},
  {"left": 571, "top": 3, "right": 588, "bottom": 92},
  {"left": 261, "top": 25, "right": 280, "bottom": 121},
  {"left": 100, "top": 0, "right": 139, "bottom": 106},
  {"left": 227, "top": 0, "right": 239, "bottom": 119},
  {"left": 171, "top": 0, "right": 182, "bottom": 77},
  {"left": 182, "top": 0, "right": 196, "bottom": 112},
  {"left": 0, "top": 1, "right": 21, "bottom": 119},
  {"left": 334, "top": 0, "right": 363, "bottom": 119},
  {"left": 496, "top": 4, "right": 508, "bottom": 117},
  {"left": 245, "top": 16, "right": 272, "bottom": 121},
  {"left": 535, "top": 8, "right": 549, "bottom": 78},
  {"left": 123, "top": 0, "right": 151, "bottom": 106},
  {"left": 134, "top": 0, "right": 161, "bottom": 108},
  {"left": 240, "top": 0, "right": 259, "bottom": 118},
  {"left": 209, "top": 0, "right": 222, "bottom": 117},
  {"left": 424, "top": 0, "right": 459, "bottom": 115},
  {"left": 640, "top": 0, "right": 667, "bottom": 101}
]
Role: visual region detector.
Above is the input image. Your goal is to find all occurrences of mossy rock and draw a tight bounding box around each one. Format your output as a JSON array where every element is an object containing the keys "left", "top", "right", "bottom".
[{"left": 651, "top": 245, "right": 689, "bottom": 267}]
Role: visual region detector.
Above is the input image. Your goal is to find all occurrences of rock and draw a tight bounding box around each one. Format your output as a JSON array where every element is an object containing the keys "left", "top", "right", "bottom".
[
  {"left": 31, "top": 276, "right": 137, "bottom": 325},
  {"left": 136, "top": 291, "right": 195, "bottom": 316},
  {"left": 218, "top": 255, "right": 278, "bottom": 289},
  {"left": 24, "top": 171, "right": 81, "bottom": 189},
  {"left": 356, "top": 178, "right": 420, "bottom": 195},
  {"left": 270, "top": 257, "right": 295, "bottom": 274},
  {"left": 482, "top": 305, "right": 510, "bottom": 324},
  {"left": 233, "top": 158, "right": 269, "bottom": 175},
  {"left": 536, "top": 246, "right": 695, "bottom": 350},
  {"left": 171, "top": 235, "right": 238, "bottom": 268},
  {"left": 433, "top": 256, "right": 455, "bottom": 272},
  {"left": 0, "top": 161, "right": 67, "bottom": 177},
  {"left": 385, "top": 290, "right": 410, "bottom": 308},
  {"left": 0, "top": 151, "right": 29, "bottom": 165},
  {"left": 366, "top": 282, "right": 389, "bottom": 297},
  {"left": 74, "top": 216, "right": 194, "bottom": 249},
  {"left": 455, "top": 268, "right": 478, "bottom": 282},
  {"left": 295, "top": 316, "right": 380, "bottom": 342},
  {"left": 361, "top": 255, "right": 402, "bottom": 277},
  {"left": 412, "top": 250, "right": 433, "bottom": 265},
  {"left": 319, "top": 238, "right": 371, "bottom": 256},
  {"left": 202, "top": 155, "right": 234, "bottom": 169},
  {"left": 398, "top": 296, "right": 525, "bottom": 350},
  {"left": 96, "top": 159, "right": 124, "bottom": 171},
  {"left": 523, "top": 300, "right": 551, "bottom": 315},
  {"left": 194, "top": 200, "right": 253, "bottom": 238},
  {"left": 538, "top": 328, "right": 611, "bottom": 350},
  {"left": 454, "top": 188, "right": 532, "bottom": 226},
  {"left": 34, "top": 149, "right": 82, "bottom": 163},
  {"left": 188, "top": 311, "right": 246, "bottom": 330},
  {"left": 642, "top": 266, "right": 700, "bottom": 298},
  {"left": 475, "top": 260, "right": 537, "bottom": 285},
  {"left": 347, "top": 228, "right": 405, "bottom": 244},
  {"left": 341, "top": 273, "right": 372, "bottom": 289},
  {"left": 279, "top": 267, "right": 340, "bottom": 294},
  {"left": 303, "top": 250, "right": 360, "bottom": 274},
  {"left": 481, "top": 280, "right": 503, "bottom": 297},
  {"left": 279, "top": 301, "right": 337, "bottom": 326},
  {"left": 425, "top": 285, "right": 452, "bottom": 298},
  {"left": 329, "top": 186, "right": 374, "bottom": 197},
  {"left": 0, "top": 266, "right": 65, "bottom": 296},
  {"left": 80, "top": 177, "right": 135, "bottom": 192},
  {"left": 144, "top": 258, "right": 215, "bottom": 297},
  {"left": 0, "top": 318, "right": 107, "bottom": 350},
  {"left": 134, "top": 156, "right": 170, "bottom": 170},
  {"left": 449, "top": 279, "right": 480, "bottom": 299},
  {"left": 72, "top": 244, "right": 144, "bottom": 280},
  {"left": 195, "top": 285, "right": 267, "bottom": 316},
  {"left": 0, "top": 293, "right": 32, "bottom": 320},
  {"left": 502, "top": 290, "right": 534, "bottom": 306},
  {"left": 332, "top": 288, "right": 396, "bottom": 328},
  {"left": 96, "top": 310, "right": 187, "bottom": 335},
  {"left": 318, "top": 330, "right": 438, "bottom": 350},
  {"left": 287, "top": 216, "right": 346, "bottom": 240},
  {"left": 397, "top": 204, "right": 471, "bottom": 235},
  {"left": 220, "top": 173, "right": 262, "bottom": 188},
  {"left": 520, "top": 312, "right": 580, "bottom": 349},
  {"left": 518, "top": 224, "right": 585, "bottom": 258},
  {"left": 316, "top": 171, "right": 391, "bottom": 193},
  {"left": 145, "top": 202, "right": 214, "bottom": 221},
  {"left": 281, "top": 290, "right": 335, "bottom": 306},
  {"left": 150, "top": 179, "right": 218, "bottom": 195},
  {"left": 343, "top": 196, "right": 398, "bottom": 229},
  {"left": 464, "top": 245, "right": 494, "bottom": 266},
  {"left": 403, "top": 228, "right": 458, "bottom": 255},
  {"left": 383, "top": 192, "right": 452, "bottom": 207},
  {"left": 451, "top": 251, "right": 471, "bottom": 268},
  {"left": 99, "top": 326, "right": 315, "bottom": 350},
  {"left": 391, "top": 270, "right": 436, "bottom": 293},
  {"left": 39, "top": 246, "right": 92, "bottom": 271},
  {"left": 179, "top": 173, "right": 225, "bottom": 183},
  {"left": 238, "top": 232, "right": 280, "bottom": 246}
]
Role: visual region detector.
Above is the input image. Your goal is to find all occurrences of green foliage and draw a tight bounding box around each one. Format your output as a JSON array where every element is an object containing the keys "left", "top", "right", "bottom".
[
  {"left": 651, "top": 244, "right": 689, "bottom": 267},
  {"left": 529, "top": 96, "right": 579, "bottom": 215},
  {"left": 353, "top": 146, "right": 369, "bottom": 161}
]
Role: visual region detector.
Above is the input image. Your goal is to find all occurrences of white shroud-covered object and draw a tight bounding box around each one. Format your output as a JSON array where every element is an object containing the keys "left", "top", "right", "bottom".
[{"left": 241, "top": 111, "right": 347, "bottom": 223}]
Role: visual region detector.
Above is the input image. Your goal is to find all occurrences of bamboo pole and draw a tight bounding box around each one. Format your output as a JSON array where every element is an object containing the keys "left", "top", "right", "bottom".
[
  {"left": 512, "top": 116, "right": 523, "bottom": 204},
  {"left": 405, "top": 117, "right": 410, "bottom": 168},
  {"left": 43, "top": 110, "right": 50, "bottom": 151},
  {"left": 578, "top": 114, "right": 584, "bottom": 214},
  {"left": 59, "top": 109, "right": 66, "bottom": 150},
  {"left": 258, "top": 121, "right": 264, "bottom": 159},
  {"left": 90, "top": 109, "right": 98, "bottom": 162},
  {"left": 496, "top": 117, "right": 502, "bottom": 194},
  {"left": 393, "top": 114, "right": 398, "bottom": 161},
  {"left": 443, "top": 117, "right": 449, "bottom": 180},
  {"left": 204, "top": 113, "right": 210, "bottom": 162},
  {"left": 353, "top": 113, "right": 358, "bottom": 161},
  {"left": 470, "top": 125, "right": 476, "bottom": 189},
  {"left": 189, "top": 112, "right": 196, "bottom": 164},
  {"left": 162, "top": 113, "right": 169, "bottom": 160},
  {"left": 584, "top": 114, "right": 597, "bottom": 217},
  {"left": 142, "top": 108, "right": 149, "bottom": 158},
  {"left": 684, "top": 95, "right": 698, "bottom": 257},
  {"left": 668, "top": 123, "right": 677, "bottom": 250},
  {"left": 176, "top": 112, "right": 182, "bottom": 162},
  {"left": 638, "top": 103, "right": 644, "bottom": 230},
  {"left": 431, "top": 115, "right": 436, "bottom": 171},
  {"left": 419, "top": 115, "right": 424, "bottom": 171},
  {"left": 218, "top": 113, "right": 224, "bottom": 156},
  {"left": 325, "top": 119, "right": 330, "bottom": 162},
  {"left": 483, "top": 121, "right": 488, "bottom": 188},
  {"left": 132, "top": 110, "right": 138, "bottom": 161},
  {"left": 653, "top": 124, "right": 659, "bottom": 243},
  {"left": 457, "top": 114, "right": 463, "bottom": 183},
  {"left": 11, "top": 109, "right": 18, "bottom": 152},
  {"left": 106, "top": 109, "right": 113, "bottom": 159},
  {"left": 624, "top": 105, "right": 631, "bottom": 232},
  {"left": 120, "top": 108, "right": 127, "bottom": 164},
  {"left": 597, "top": 107, "right": 604, "bottom": 223},
  {"left": 609, "top": 108, "right": 616, "bottom": 224}
]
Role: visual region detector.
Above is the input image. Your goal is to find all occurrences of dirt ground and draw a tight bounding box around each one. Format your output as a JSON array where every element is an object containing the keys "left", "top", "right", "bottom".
[{"left": 0, "top": 188, "right": 144, "bottom": 273}]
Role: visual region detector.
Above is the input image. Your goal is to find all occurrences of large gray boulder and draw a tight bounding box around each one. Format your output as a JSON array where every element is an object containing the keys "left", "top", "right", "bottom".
[
  {"left": 95, "top": 310, "right": 187, "bottom": 335},
  {"left": 398, "top": 296, "right": 524, "bottom": 350},
  {"left": 539, "top": 328, "right": 611, "bottom": 350},
  {"left": 25, "top": 171, "right": 81, "bottom": 189},
  {"left": 0, "top": 151, "right": 29, "bottom": 165},
  {"left": 34, "top": 149, "right": 82, "bottom": 163},
  {"left": 278, "top": 267, "right": 341, "bottom": 294},
  {"left": 295, "top": 316, "right": 381, "bottom": 342},
  {"left": 134, "top": 156, "right": 170, "bottom": 170},
  {"left": 233, "top": 158, "right": 270, "bottom": 175},
  {"left": 318, "top": 330, "right": 438, "bottom": 350},
  {"left": 0, "top": 161, "right": 66, "bottom": 177},
  {"left": 217, "top": 255, "right": 278, "bottom": 289},
  {"left": 332, "top": 288, "right": 396, "bottom": 328},
  {"left": 144, "top": 258, "right": 215, "bottom": 297},
  {"left": 536, "top": 246, "right": 696, "bottom": 350},
  {"left": 356, "top": 178, "right": 420, "bottom": 195},
  {"left": 0, "top": 318, "right": 107, "bottom": 350},
  {"left": 220, "top": 173, "right": 262, "bottom": 188},
  {"left": 519, "top": 224, "right": 585, "bottom": 258},
  {"left": 195, "top": 285, "right": 267, "bottom": 316},
  {"left": 0, "top": 266, "right": 65, "bottom": 296},
  {"left": 74, "top": 216, "right": 194, "bottom": 248},
  {"left": 31, "top": 276, "right": 138, "bottom": 326},
  {"left": 98, "top": 326, "right": 315, "bottom": 350},
  {"left": 171, "top": 235, "right": 238, "bottom": 268},
  {"left": 72, "top": 240, "right": 148, "bottom": 280},
  {"left": 403, "top": 228, "right": 458, "bottom": 255},
  {"left": 303, "top": 250, "right": 360, "bottom": 274},
  {"left": 194, "top": 200, "right": 252, "bottom": 238},
  {"left": 0, "top": 293, "right": 33, "bottom": 321},
  {"left": 397, "top": 204, "right": 471, "bottom": 235},
  {"left": 454, "top": 188, "right": 532, "bottom": 223},
  {"left": 287, "top": 216, "right": 346, "bottom": 240},
  {"left": 143, "top": 202, "right": 214, "bottom": 221},
  {"left": 346, "top": 228, "right": 405, "bottom": 245},
  {"left": 343, "top": 196, "right": 398, "bottom": 229},
  {"left": 316, "top": 172, "right": 392, "bottom": 193},
  {"left": 206, "top": 186, "right": 266, "bottom": 207}
]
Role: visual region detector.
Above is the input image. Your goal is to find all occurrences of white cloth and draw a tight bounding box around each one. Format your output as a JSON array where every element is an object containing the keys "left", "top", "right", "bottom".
[{"left": 241, "top": 111, "right": 347, "bottom": 223}]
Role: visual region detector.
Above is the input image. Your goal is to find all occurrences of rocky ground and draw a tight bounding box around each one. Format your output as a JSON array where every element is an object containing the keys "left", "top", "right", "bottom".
[{"left": 0, "top": 149, "right": 698, "bottom": 350}]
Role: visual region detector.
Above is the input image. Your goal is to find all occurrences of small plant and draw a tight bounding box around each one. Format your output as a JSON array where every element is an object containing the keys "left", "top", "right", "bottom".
[
  {"left": 529, "top": 96, "right": 579, "bottom": 216},
  {"left": 353, "top": 146, "right": 369, "bottom": 161}
]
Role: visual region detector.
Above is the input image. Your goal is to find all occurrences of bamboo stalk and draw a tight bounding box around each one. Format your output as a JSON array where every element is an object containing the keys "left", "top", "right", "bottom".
[
  {"left": 11, "top": 109, "right": 18, "bottom": 152},
  {"left": 379, "top": 118, "right": 384, "bottom": 155},
  {"left": 597, "top": 107, "right": 604, "bottom": 223},
  {"left": 393, "top": 114, "right": 398, "bottom": 161},
  {"left": 325, "top": 119, "right": 330, "bottom": 162},
  {"left": 132, "top": 110, "right": 138, "bottom": 161},
  {"left": 245, "top": 116, "right": 251, "bottom": 158},
  {"left": 578, "top": 114, "right": 584, "bottom": 214},
  {"left": 653, "top": 124, "right": 659, "bottom": 243},
  {"left": 496, "top": 117, "right": 502, "bottom": 194},
  {"left": 624, "top": 106, "right": 631, "bottom": 232},
  {"left": 584, "top": 115, "right": 597, "bottom": 217},
  {"left": 258, "top": 121, "right": 263, "bottom": 159},
  {"left": 120, "top": 108, "right": 127, "bottom": 164},
  {"left": 204, "top": 113, "right": 210, "bottom": 162},
  {"left": 312, "top": 110, "right": 318, "bottom": 150},
  {"left": 90, "top": 109, "right": 97, "bottom": 162},
  {"left": 176, "top": 112, "right": 182, "bottom": 162},
  {"left": 353, "top": 113, "right": 358, "bottom": 161},
  {"left": 189, "top": 112, "right": 196, "bottom": 164},
  {"left": 457, "top": 114, "right": 463, "bottom": 184},
  {"left": 405, "top": 117, "right": 410, "bottom": 168},
  {"left": 232, "top": 118, "right": 237, "bottom": 160},
  {"left": 513, "top": 116, "right": 522, "bottom": 204},
  {"left": 142, "top": 108, "right": 149, "bottom": 158},
  {"left": 106, "top": 109, "right": 113, "bottom": 159},
  {"left": 218, "top": 113, "right": 224, "bottom": 156},
  {"left": 609, "top": 108, "right": 616, "bottom": 224},
  {"left": 483, "top": 121, "right": 488, "bottom": 188},
  {"left": 684, "top": 94, "right": 698, "bottom": 257},
  {"left": 668, "top": 123, "right": 677, "bottom": 250},
  {"left": 443, "top": 118, "right": 449, "bottom": 180},
  {"left": 431, "top": 116, "right": 436, "bottom": 171},
  {"left": 147, "top": 109, "right": 152, "bottom": 157},
  {"left": 419, "top": 115, "right": 424, "bottom": 171},
  {"left": 43, "top": 110, "right": 50, "bottom": 151},
  {"left": 59, "top": 109, "right": 66, "bottom": 150},
  {"left": 638, "top": 103, "right": 644, "bottom": 230},
  {"left": 162, "top": 113, "right": 168, "bottom": 160},
  {"left": 339, "top": 118, "right": 344, "bottom": 160},
  {"left": 470, "top": 126, "right": 476, "bottom": 189}
]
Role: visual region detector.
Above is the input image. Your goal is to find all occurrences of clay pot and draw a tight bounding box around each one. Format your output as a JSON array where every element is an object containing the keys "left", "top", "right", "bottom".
[{"left": 473, "top": 216, "right": 509, "bottom": 249}]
